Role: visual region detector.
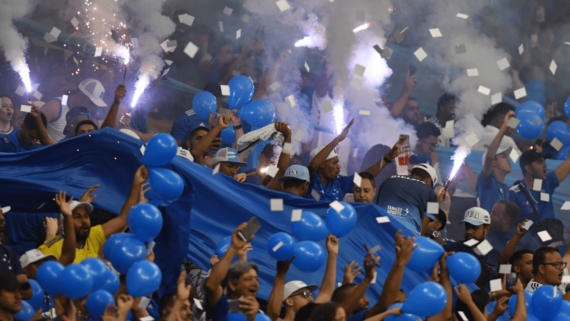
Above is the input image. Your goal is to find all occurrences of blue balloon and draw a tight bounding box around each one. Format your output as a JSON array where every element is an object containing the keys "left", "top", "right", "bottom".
[
  {"left": 221, "top": 126, "right": 236, "bottom": 144},
  {"left": 407, "top": 237, "right": 444, "bottom": 272},
  {"left": 110, "top": 238, "right": 147, "bottom": 274},
  {"left": 59, "top": 264, "right": 93, "bottom": 299},
  {"left": 238, "top": 100, "right": 276, "bottom": 127},
  {"left": 143, "top": 134, "right": 178, "bottom": 167},
  {"left": 267, "top": 232, "right": 295, "bottom": 261},
  {"left": 104, "top": 233, "right": 133, "bottom": 261},
  {"left": 326, "top": 202, "right": 357, "bottom": 237},
  {"left": 292, "top": 241, "right": 325, "bottom": 272},
  {"left": 558, "top": 146, "right": 570, "bottom": 161},
  {"left": 149, "top": 168, "right": 184, "bottom": 201},
  {"left": 99, "top": 270, "right": 120, "bottom": 294},
  {"left": 128, "top": 203, "right": 163, "bottom": 242},
  {"left": 292, "top": 212, "right": 328, "bottom": 241},
  {"left": 228, "top": 76, "right": 254, "bottom": 110},
  {"left": 15, "top": 301, "right": 35, "bottom": 321},
  {"left": 446, "top": 253, "right": 481, "bottom": 284},
  {"left": 144, "top": 178, "right": 161, "bottom": 201},
  {"left": 515, "top": 101, "right": 545, "bottom": 119},
  {"left": 565, "top": 98, "right": 570, "bottom": 119},
  {"left": 532, "top": 285, "right": 562, "bottom": 321},
  {"left": 126, "top": 260, "right": 162, "bottom": 297},
  {"left": 526, "top": 79, "right": 545, "bottom": 94},
  {"left": 559, "top": 300, "right": 570, "bottom": 316},
  {"left": 28, "top": 280, "right": 44, "bottom": 311},
  {"left": 36, "top": 261, "right": 64, "bottom": 295},
  {"left": 81, "top": 258, "right": 109, "bottom": 291},
  {"left": 516, "top": 112, "right": 544, "bottom": 140},
  {"left": 526, "top": 93, "right": 546, "bottom": 105},
  {"left": 508, "top": 290, "right": 534, "bottom": 317},
  {"left": 228, "top": 313, "right": 247, "bottom": 321},
  {"left": 527, "top": 315, "right": 540, "bottom": 321},
  {"left": 385, "top": 303, "right": 419, "bottom": 321},
  {"left": 553, "top": 316, "right": 570, "bottom": 321},
  {"left": 401, "top": 282, "right": 447, "bottom": 317},
  {"left": 192, "top": 91, "right": 217, "bottom": 120},
  {"left": 256, "top": 313, "right": 272, "bottom": 321},
  {"left": 86, "top": 290, "right": 115, "bottom": 319},
  {"left": 547, "top": 121, "right": 570, "bottom": 146}
]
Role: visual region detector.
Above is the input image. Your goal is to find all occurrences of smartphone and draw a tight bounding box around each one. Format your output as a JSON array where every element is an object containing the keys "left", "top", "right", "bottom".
[
  {"left": 227, "top": 299, "right": 248, "bottom": 314},
  {"left": 409, "top": 65, "right": 416, "bottom": 76},
  {"left": 506, "top": 273, "right": 517, "bottom": 288},
  {"left": 238, "top": 217, "right": 261, "bottom": 242}
]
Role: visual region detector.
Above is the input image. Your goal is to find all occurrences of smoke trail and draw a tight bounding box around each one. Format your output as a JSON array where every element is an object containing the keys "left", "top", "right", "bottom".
[
  {"left": 0, "top": 0, "right": 37, "bottom": 92},
  {"left": 124, "top": 0, "right": 175, "bottom": 107}
]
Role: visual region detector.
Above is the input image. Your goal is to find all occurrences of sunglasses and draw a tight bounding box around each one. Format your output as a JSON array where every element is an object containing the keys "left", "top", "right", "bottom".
[{"left": 291, "top": 291, "right": 313, "bottom": 299}]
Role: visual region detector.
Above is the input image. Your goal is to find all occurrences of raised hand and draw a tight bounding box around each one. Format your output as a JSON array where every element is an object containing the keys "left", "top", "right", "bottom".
[
  {"left": 454, "top": 284, "right": 473, "bottom": 304},
  {"left": 177, "top": 270, "right": 192, "bottom": 302},
  {"left": 134, "top": 165, "right": 149, "bottom": 185},
  {"left": 337, "top": 119, "right": 355, "bottom": 142},
  {"left": 277, "top": 256, "right": 295, "bottom": 274},
  {"left": 238, "top": 243, "right": 253, "bottom": 261},
  {"left": 403, "top": 70, "right": 416, "bottom": 91},
  {"left": 342, "top": 261, "right": 361, "bottom": 285},
  {"left": 386, "top": 135, "right": 407, "bottom": 160},
  {"left": 139, "top": 182, "right": 150, "bottom": 204},
  {"left": 79, "top": 184, "right": 99, "bottom": 203},
  {"left": 240, "top": 296, "right": 260, "bottom": 321},
  {"left": 114, "top": 84, "right": 127, "bottom": 105},
  {"left": 235, "top": 173, "right": 247, "bottom": 183},
  {"left": 395, "top": 235, "right": 417, "bottom": 264},
  {"left": 231, "top": 223, "right": 254, "bottom": 251},
  {"left": 210, "top": 254, "right": 219, "bottom": 267},
  {"left": 217, "top": 115, "right": 232, "bottom": 129},
  {"left": 516, "top": 219, "right": 530, "bottom": 236},
  {"left": 363, "top": 253, "right": 379, "bottom": 281},
  {"left": 208, "top": 111, "right": 219, "bottom": 129},
  {"left": 55, "top": 191, "right": 74, "bottom": 217},
  {"left": 275, "top": 122, "right": 291, "bottom": 137},
  {"left": 326, "top": 235, "right": 339, "bottom": 256}
]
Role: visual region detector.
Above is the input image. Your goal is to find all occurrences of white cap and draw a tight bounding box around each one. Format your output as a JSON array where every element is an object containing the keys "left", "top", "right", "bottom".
[
  {"left": 70, "top": 201, "right": 94, "bottom": 213},
  {"left": 482, "top": 144, "right": 513, "bottom": 166},
  {"left": 1, "top": 206, "right": 10, "bottom": 214},
  {"left": 309, "top": 147, "right": 338, "bottom": 161},
  {"left": 412, "top": 163, "right": 438, "bottom": 186},
  {"left": 283, "top": 281, "right": 318, "bottom": 301},
  {"left": 461, "top": 207, "right": 491, "bottom": 226},
  {"left": 78, "top": 78, "right": 107, "bottom": 107},
  {"left": 20, "top": 249, "right": 56, "bottom": 268}
]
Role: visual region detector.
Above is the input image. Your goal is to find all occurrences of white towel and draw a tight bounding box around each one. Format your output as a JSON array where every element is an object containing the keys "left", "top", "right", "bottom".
[{"left": 237, "top": 123, "right": 285, "bottom": 159}]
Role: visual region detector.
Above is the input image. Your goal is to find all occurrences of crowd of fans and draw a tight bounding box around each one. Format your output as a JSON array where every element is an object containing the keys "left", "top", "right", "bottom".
[{"left": 1, "top": 0, "right": 570, "bottom": 321}]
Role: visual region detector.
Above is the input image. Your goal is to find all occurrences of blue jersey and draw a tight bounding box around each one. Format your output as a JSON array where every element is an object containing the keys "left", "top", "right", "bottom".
[
  {"left": 306, "top": 174, "right": 354, "bottom": 202},
  {"left": 375, "top": 175, "right": 437, "bottom": 235},
  {"left": 476, "top": 171, "right": 510, "bottom": 213},
  {"left": 170, "top": 109, "right": 206, "bottom": 144},
  {"left": 486, "top": 226, "right": 541, "bottom": 254},
  {"left": 0, "top": 128, "right": 43, "bottom": 153},
  {"left": 508, "top": 172, "right": 559, "bottom": 223}
]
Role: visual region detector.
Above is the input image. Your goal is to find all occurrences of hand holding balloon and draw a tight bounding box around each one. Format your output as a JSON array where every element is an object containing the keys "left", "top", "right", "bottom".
[
  {"left": 454, "top": 284, "right": 474, "bottom": 304},
  {"left": 326, "top": 235, "right": 339, "bottom": 256},
  {"left": 395, "top": 232, "right": 417, "bottom": 264}
]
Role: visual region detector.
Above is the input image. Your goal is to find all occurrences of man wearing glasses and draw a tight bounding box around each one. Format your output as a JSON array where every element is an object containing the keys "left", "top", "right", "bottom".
[{"left": 526, "top": 247, "right": 568, "bottom": 296}]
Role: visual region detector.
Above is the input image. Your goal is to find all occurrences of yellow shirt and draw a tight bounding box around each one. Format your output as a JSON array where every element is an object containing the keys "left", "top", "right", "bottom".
[{"left": 38, "top": 225, "right": 106, "bottom": 263}]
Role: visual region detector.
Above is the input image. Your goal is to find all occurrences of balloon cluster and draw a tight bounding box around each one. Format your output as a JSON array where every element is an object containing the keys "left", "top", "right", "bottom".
[{"left": 142, "top": 134, "right": 185, "bottom": 206}]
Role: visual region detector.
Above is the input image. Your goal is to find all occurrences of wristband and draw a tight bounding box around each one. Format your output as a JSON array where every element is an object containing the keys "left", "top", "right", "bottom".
[
  {"left": 383, "top": 156, "right": 393, "bottom": 163},
  {"left": 233, "top": 124, "right": 243, "bottom": 130}
]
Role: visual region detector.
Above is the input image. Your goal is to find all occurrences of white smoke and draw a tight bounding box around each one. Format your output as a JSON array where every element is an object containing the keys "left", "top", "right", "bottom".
[{"left": 0, "top": 0, "right": 37, "bottom": 92}]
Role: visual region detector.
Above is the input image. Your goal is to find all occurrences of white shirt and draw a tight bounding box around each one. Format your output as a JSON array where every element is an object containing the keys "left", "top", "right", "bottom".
[
  {"left": 471, "top": 125, "right": 521, "bottom": 154},
  {"left": 40, "top": 98, "right": 69, "bottom": 143},
  {"left": 526, "top": 278, "right": 566, "bottom": 295}
]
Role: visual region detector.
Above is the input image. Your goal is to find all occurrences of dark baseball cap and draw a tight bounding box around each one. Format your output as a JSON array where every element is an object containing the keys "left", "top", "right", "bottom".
[
  {"left": 519, "top": 149, "right": 552, "bottom": 172},
  {"left": 0, "top": 271, "right": 29, "bottom": 292}
]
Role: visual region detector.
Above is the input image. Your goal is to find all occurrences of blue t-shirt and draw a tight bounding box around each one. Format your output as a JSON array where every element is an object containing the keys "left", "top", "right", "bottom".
[
  {"left": 508, "top": 172, "right": 559, "bottom": 223},
  {"left": 306, "top": 174, "right": 355, "bottom": 202},
  {"left": 205, "top": 293, "right": 230, "bottom": 321},
  {"left": 0, "top": 128, "right": 43, "bottom": 153},
  {"left": 486, "top": 226, "right": 541, "bottom": 254},
  {"left": 375, "top": 175, "right": 437, "bottom": 235},
  {"left": 476, "top": 171, "right": 509, "bottom": 213},
  {"left": 170, "top": 109, "right": 207, "bottom": 144}
]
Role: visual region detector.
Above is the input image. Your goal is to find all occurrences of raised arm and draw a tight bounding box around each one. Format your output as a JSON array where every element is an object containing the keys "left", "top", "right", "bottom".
[
  {"left": 101, "top": 166, "right": 147, "bottom": 239},
  {"left": 454, "top": 284, "right": 487, "bottom": 321},
  {"left": 315, "top": 235, "right": 339, "bottom": 303},
  {"left": 389, "top": 71, "right": 416, "bottom": 118},
  {"left": 266, "top": 123, "right": 292, "bottom": 191},
  {"left": 499, "top": 220, "right": 529, "bottom": 265},
  {"left": 191, "top": 115, "right": 231, "bottom": 165},
  {"left": 55, "top": 191, "right": 76, "bottom": 266},
  {"left": 231, "top": 110, "right": 244, "bottom": 148},
  {"left": 101, "top": 84, "right": 126, "bottom": 130},
  {"left": 205, "top": 223, "right": 253, "bottom": 305},
  {"left": 308, "top": 119, "right": 354, "bottom": 177},
  {"left": 427, "top": 253, "right": 453, "bottom": 321},
  {"left": 483, "top": 111, "right": 514, "bottom": 178},
  {"left": 362, "top": 136, "right": 406, "bottom": 177},
  {"left": 30, "top": 103, "right": 55, "bottom": 146},
  {"left": 267, "top": 258, "right": 294, "bottom": 321},
  {"left": 341, "top": 252, "right": 377, "bottom": 316}
]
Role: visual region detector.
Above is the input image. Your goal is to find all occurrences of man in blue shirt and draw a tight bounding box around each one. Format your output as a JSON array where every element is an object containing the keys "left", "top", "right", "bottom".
[
  {"left": 476, "top": 111, "right": 515, "bottom": 213},
  {"left": 486, "top": 200, "right": 540, "bottom": 254},
  {"left": 509, "top": 148, "right": 570, "bottom": 223},
  {"left": 307, "top": 119, "right": 403, "bottom": 202},
  {"left": 375, "top": 163, "right": 440, "bottom": 235},
  {"left": 0, "top": 112, "right": 48, "bottom": 153}
]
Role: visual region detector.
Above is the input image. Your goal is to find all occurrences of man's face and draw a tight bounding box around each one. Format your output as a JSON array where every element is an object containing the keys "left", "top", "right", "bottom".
[
  {"left": 416, "top": 135, "right": 438, "bottom": 154},
  {"left": 0, "top": 97, "right": 14, "bottom": 123},
  {"left": 218, "top": 44, "right": 235, "bottom": 65},
  {"left": 77, "top": 124, "right": 96, "bottom": 136},
  {"left": 230, "top": 268, "right": 259, "bottom": 298},
  {"left": 66, "top": 115, "right": 90, "bottom": 138},
  {"left": 12, "top": 109, "right": 24, "bottom": 128},
  {"left": 403, "top": 100, "right": 420, "bottom": 126},
  {"left": 320, "top": 157, "right": 341, "bottom": 180},
  {"left": 0, "top": 289, "right": 22, "bottom": 313},
  {"left": 355, "top": 295, "right": 369, "bottom": 313},
  {"left": 354, "top": 179, "right": 376, "bottom": 203},
  {"left": 19, "top": 126, "right": 39, "bottom": 147},
  {"left": 514, "top": 253, "right": 534, "bottom": 284},
  {"left": 464, "top": 223, "right": 489, "bottom": 242},
  {"left": 541, "top": 252, "right": 564, "bottom": 286},
  {"left": 490, "top": 203, "right": 508, "bottom": 233},
  {"left": 180, "top": 299, "right": 193, "bottom": 321},
  {"left": 73, "top": 208, "right": 91, "bottom": 242},
  {"left": 187, "top": 129, "right": 208, "bottom": 150},
  {"left": 439, "top": 99, "right": 456, "bottom": 122},
  {"left": 528, "top": 159, "right": 547, "bottom": 180},
  {"left": 218, "top": 162, "right": 241, "bottom": 178},
  {"left": 286, "top": 288, "right": 314, "bottom": 312},
  {"left": 494, "top": 153, "right": 512, "bottom": 173}
]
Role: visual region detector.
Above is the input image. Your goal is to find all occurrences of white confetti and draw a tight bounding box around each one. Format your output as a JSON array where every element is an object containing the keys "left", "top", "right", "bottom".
[
  {"left": 20, "top": 105, "right": 31, "bottom": 113},
  {"left": 266, "top": 165, "right": 279, "bottom": 177},
  {"left": 518, "top": 44, "right": 524, "bottom": 55},
  {"left": 538, "top": 231, "right": 552, "bottom": 242},
  {"left": 496, "top": 57, "right": 510, "bottom": 71},
  {"left": 514, "top": 87, "right": 527, "bottom": 100},
  {"left": 271, "top": 199, "right": 284, "bottom": 211},
  {"left": 183, "top": 42, "right": 199, "bottom": 58},
  {"left": 562, "top": 202, "right": 570, "bottom": 211},
  {"left": 219, "top": 21, "right": 224, "bottom": 32},
  {"left": 220, "top": 85, "right": 230, "bottom": 96},
  {"left": 353, "top": 64, "right": 365, "bottom": 77},
  {"left": 427, "top": 202, "right": 439, "bottom": 214},
  {"left": 477, "top": 86, "right": 491, "bottom": 96},
  {"left": 376, "top": 217, "right": 390, "bottom": 224},
  {"left": 236, "top": 29, "right": 241, "bottom": 40},
  {"left": 533, "top": 179, "right": 543, "bottom": 191},
  {"left": 353, "top": 173, "right": 362, "bottom": 187},
  {"left": 286, "top": 95, "right": 296, "bottom": 107},
  {"left": 414, "top": 47, "right": 428, "bottom": 62},
  {"left": 359, "top": 110, "right": 370, "bottom": 116},
  {"left": 272, "top": 241, "right": 284, "bottom": 252},
  {"left": 329, "top": 201, "right": 345, "bottom": 212},
  {"left": 223, "top": 6, "right": 233, "bottom": 15},
  {"left": 94, "top": 47, "right": 103, "bottom": 57},
  {"left": 70, "top": 17, "right": 79, "bottom": 28},
  {"left": 491, "top": 92, "right": 502, "bottom": 105},
  {"left": 541, "top": 193, "right": 550, "bottom": 202},
  {"left": 506, "top": 117, "right": 520, "bottom": 129},
  {"left": 551, "top": 138, "right": 563, "bottom": 151},
  {"left": 429, "top": 28, "right": 442, "bottom": 38},
  {"left": 179, "top": 14, "right": 195, "bottom": 26},
  {"left": 550, "top": 60, "right": 557, "bottom": 75},
  {"left": 466, "top": 68, "right": 479, "bottom": 77},
  {"left": 292, "top": 209, "right": 302, "bottom": 222},
  {"left": 275, "top": 0, "right": 291, "bottom": 11},
  {"left": 456, "top": 13, "right": 468, "bottom": 19}
]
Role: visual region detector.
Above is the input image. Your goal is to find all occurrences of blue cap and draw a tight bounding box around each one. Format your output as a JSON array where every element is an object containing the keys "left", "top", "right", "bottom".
[
  {"left": 212, "top": 148, "right": 248, "bottom": 166},
  {"left": 279, "top": 164, "right": 310, "bottom": 182},
  {"left": 409, "top": 153, "right": 432, "bottom": 165}
]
